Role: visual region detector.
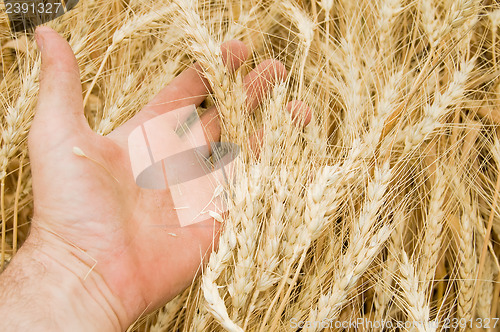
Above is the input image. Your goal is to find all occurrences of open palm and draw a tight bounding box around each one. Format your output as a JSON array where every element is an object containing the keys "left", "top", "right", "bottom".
[{"left": 28, "top": 26, "right": 308, "bottom": 328}]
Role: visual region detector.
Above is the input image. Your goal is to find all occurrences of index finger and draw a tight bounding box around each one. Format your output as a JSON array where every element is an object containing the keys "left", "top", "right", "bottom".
[{"left": 109, "top": 40, "right": 249, "bottom": 139}]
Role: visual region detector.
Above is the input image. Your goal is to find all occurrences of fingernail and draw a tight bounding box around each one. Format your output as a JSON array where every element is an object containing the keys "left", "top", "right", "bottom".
[
  {"left": 34, "top": 27, "right": 45, "bottom": 51},
  {"left": 34, "top": 26, "right": 53, "bottom": 52}
]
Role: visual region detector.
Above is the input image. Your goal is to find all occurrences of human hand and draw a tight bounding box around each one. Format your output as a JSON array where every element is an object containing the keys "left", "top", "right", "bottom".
[{"left": 0, "top": 26, "right": 311, "bottom": 331}]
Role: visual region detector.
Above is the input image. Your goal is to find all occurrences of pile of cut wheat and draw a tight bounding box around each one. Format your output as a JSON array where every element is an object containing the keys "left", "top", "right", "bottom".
[{"left": 1, "top": 0, "right": 499, "bottom": 330}]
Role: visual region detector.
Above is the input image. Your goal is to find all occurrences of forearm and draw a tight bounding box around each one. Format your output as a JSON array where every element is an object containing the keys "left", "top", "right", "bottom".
[{"left": 0, "top": 227, "right": 128, "bottom": 331}]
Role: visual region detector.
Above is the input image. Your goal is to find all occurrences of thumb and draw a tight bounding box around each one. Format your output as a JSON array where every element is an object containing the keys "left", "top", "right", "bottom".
[{"left": 30, "top": 26, "right": 91, "bottom": 155}]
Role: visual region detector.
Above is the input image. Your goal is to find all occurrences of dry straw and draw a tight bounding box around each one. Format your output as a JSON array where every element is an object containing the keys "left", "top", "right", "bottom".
[{"left": 1, "top": 0, "right": 500, "bottom": 330}]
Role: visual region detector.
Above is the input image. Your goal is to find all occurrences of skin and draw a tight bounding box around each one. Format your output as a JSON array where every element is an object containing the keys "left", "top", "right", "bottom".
[{"left": 0, "top": 26, "right": 311, "bottom": 331}]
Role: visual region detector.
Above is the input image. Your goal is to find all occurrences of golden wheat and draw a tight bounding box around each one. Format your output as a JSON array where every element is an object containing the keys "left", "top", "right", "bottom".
[{"left": 1, "top": 0, "right": 500, "bottom": 331}]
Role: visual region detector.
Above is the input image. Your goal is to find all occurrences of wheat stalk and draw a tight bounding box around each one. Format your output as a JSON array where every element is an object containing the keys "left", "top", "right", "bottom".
[{"left": 2, "top": 1, "right": 500, "bottom": 331}]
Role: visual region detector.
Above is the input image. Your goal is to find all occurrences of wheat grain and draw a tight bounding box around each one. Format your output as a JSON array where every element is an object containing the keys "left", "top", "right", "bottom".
[
  {"left": 378, "top": 0, "right": 402, "bottom": 58},
  {"left": 417, "top": 168, "right": 446, "bottom": 289},
  {"left": 305, "top": 162, "right": 392, "bottom": 330},
  {"left": 199, "top": 213, "right": 240, "bottom": 331},
  {"left": 398, "top": 59, "right": 474, "bottom": 155},
  {"left": 2, "top": 1, "right": 500, "bottom": 330},
  {"left": 227, "top": 164, "right": 262, "bottom": 317},
  {"left": 398, "top": 249, "right": 434, "bottom": 332}
]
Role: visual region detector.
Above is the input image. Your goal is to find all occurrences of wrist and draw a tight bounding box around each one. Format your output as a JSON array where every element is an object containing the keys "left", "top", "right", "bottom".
[{"left": 0, "top": 225, "right": 130, "bottom": 331}]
